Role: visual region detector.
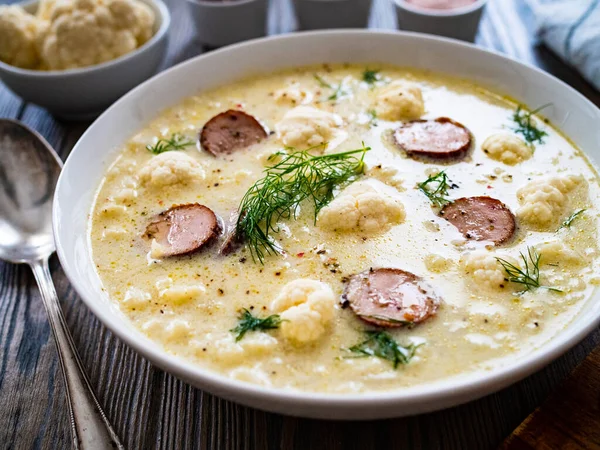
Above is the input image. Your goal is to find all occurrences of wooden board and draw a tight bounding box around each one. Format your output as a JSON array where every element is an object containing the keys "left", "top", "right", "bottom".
[
  {"left": 0, "top": 0, "right": 599, "bottom": 448},
  {"left": 501, "top": 345, "right": 600, "bottom": 450}
]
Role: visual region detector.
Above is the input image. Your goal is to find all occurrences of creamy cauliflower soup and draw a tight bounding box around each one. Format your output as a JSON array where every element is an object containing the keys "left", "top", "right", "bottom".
[{"left": 90, "top": 64, "right": 600, "bottom": 393}]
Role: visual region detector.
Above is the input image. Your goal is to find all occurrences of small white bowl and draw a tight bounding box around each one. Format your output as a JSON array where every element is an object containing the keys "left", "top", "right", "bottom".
[
  {"left": 293, "top": 0, "right": 373, "bottom": 30},
  {"left": 186, "top": 0, "right": 268, "bottom": 48},
  {"left": 0, "top": 0, "right": 170, "bottom": 120},
  {"left": 394, "top": 0, "right": 487, "bottom": 42}
]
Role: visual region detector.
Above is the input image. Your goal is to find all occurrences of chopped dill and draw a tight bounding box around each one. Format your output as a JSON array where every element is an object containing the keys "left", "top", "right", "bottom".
[
  {"left": 146, "top": 133, "right": 194, "bottom": 154},
  {"left": 559, "top": 208, "right": 586, "bottom": 230},
  {"left": 496, "top": 247, "right": 562, "bottom": 293},
  {"left": 362, "top": 69, "right": 380, "bottom": 85},
  {"left": 417, "top": 171, "right": 452, "bottom": 207},
  {"left": 348, "top": 331, "right": 421, "bottom": 368},
  {"left": 367, "top": 109, "right": 378, "bottom": 126},
  {"left": 236, "top": 143, "right": 370, "bottom": 262},
  {"left": 313, "top": 73, "right": 348, "bottom": 102},
  {"left": 313, "top": 73, "right": 332, "bottom": 89},
  {"left": 231, "top": 308, "right": 282, "bottom": 342},
  {"left": 511, "top": 104, "right": 549, "bottom": 147}
]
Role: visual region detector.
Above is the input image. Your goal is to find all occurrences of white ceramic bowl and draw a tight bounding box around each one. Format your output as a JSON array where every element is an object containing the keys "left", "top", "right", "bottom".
[
  {"left": 0, "top": 0, "right": 170, "bottom": 120},
  {"left": 186, "top": 0, "right": 267, "bottom": 48},
  {"left": 53, "top": 30, "right": 600, "bottom": 420},
  {"left": 394, "top": 0, "right": 487, "bottom": 42}
]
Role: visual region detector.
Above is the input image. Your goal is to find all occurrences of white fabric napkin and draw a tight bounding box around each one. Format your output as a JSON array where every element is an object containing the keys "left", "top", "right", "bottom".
[{"left": 526, "top": 0, "right": 600, "bottom": 90}]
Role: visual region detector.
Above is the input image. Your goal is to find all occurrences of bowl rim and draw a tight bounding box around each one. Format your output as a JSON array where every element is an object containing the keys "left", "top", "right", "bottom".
[
  {"left": 53, "top": 29, "right": 600, "bottom": 415},
  {"left": 0, "top": 0, "right": 171, "bottom": 78},
  {"left": 394, "top": 0, "right": 487, "bottom": 16}
]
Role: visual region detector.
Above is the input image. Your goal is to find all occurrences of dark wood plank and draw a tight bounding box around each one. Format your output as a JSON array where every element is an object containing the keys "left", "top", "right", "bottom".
[
  {"left": 500, "top": 345, "right": 600, "bottom": 450},
  {"left": 1, "top": 0, "right": 599, "bottom": 449}
]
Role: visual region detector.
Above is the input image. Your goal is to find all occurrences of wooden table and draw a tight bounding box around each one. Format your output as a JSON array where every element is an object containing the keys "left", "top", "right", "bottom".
[{"left": 1, "top": 0, "right": 599, "bottom": 448}]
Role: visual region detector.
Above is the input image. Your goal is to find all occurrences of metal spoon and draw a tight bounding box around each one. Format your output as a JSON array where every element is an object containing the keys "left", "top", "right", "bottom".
[{"left": 0, "top": 119, "right": 123, "bottom": 449}]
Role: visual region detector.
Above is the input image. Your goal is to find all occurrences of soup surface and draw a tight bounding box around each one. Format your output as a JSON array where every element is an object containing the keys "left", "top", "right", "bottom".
[{"left": 90, "top": 64, "right": 600, "bottom": 393}]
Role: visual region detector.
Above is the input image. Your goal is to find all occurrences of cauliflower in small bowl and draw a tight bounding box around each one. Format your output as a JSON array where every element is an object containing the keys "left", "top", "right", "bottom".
[{"left": 0, "top": 0, "right": 170, "bottom": 119}]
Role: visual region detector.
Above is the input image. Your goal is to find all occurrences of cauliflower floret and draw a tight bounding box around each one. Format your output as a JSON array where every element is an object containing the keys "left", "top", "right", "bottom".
[
  {"left": 275, "top": 106, "right": 344, "bottom": 149},
  {"left": 121, "top": 287, "right": 151, "bottom": 310},
  {"left": 366, "top": 164, "right": 405, "bottom": 191},
  {"left": 271, "top": 279, "right": 335, "bottom": 345},
  {"left": 462, "top": 251, "right": 513, "bottom": 290},
  {"left": 516, "top": 174, "right": 586, "bottom": 228},
  {"left": 317, "top": 181, "right": 406, "bottom": 233},
  {"left": 0, "top": 5, "right": 47, "bottom": 68},
  {"left": 481, "top": 133, "right": 531, "bottom": 165},
  {"left": 273, "top": 83, "right": 313, "bottom": 105},
  {"left": 374, "top": 80, "right": 424, "bottom": 121},
  {"left": 139, "top": 152, "right": 205, "bottom": 188},
  {"left": 37, "top": 0, "right": 62, "bottom": 21},
  {"left": 40, "top": 0, "right": 154, "bottom": 70},
  {"left": 424, "top": 254, "right": 453, "bottom": 273},
  {"left": 536, "top": 240, "right": 583, "bottom": 266},
  {"left": 155, "top": 278, "right": 206, "bottom": 305}
]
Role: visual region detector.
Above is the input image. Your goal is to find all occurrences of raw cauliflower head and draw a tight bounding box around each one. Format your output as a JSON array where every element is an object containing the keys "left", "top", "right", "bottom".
[
  {"left": 0, "top": 5, "right": 47, "bottom": 68},
  {"left": 139, "top": 152, "right": 205, "bottom": 188},
  {"left": 271, "top": 279, "right": 335, "bottom": 345},
  {"left": 481, "top": 133, "right": 531, "bottom": 165},
  {"left": 374, "top": 80, "right": 425, "bottom": 121},
  {"left": 41, "top": 0, "right": 155, "bottom": 70},
  {"left": 516, "top": 174, "right": 586, "bottom": 228},
  {"left": 274, "top": 106, "right": 344, "bottom": 150},
  {"left": 317, "top": 181, "right": 406, "bottom": 233},
  {"left": 461, "top": 250, "right": 513, "bottom": 290}
]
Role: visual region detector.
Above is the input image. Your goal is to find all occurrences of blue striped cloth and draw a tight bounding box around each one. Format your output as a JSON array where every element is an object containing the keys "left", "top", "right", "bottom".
[{"left": 526, "top": 0, "right": 600, "bottom": 90}]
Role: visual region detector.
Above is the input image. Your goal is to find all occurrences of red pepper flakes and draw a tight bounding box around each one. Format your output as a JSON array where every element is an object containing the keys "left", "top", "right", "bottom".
[
  {"left": 297, "top": 252, "right": 305, "bottom": 257},
  {"left": 487, "top": 185, "right": 493, "bottom": 189}
]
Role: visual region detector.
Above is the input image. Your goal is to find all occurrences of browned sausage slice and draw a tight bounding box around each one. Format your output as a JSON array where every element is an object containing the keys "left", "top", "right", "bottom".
[
  {"left": 144, "top": 204, "right": 220, "bottom": 258},
  {"left": 440, "top": 196, "right": 516, "bottom": 244},
  {"left": 393, "top": 117, "right": 472, "bottom": 160},
  {"left": 342, "top": 268, "right": 441, "bottom": 328},
  {"left": 200, "top": 110, "right": 267, "bottom": 156}
]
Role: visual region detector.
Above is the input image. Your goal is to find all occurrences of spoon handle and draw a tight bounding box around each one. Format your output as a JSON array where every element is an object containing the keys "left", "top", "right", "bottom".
[{"left": 30, "top": 258, "right": 124, "bottom": 450}]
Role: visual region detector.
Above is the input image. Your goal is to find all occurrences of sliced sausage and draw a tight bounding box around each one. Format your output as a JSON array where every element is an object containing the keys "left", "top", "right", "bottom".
[
  {"left": 342, "top": 268, "right": 441, "bottom": 328},
  {"left": 393, "top": 117, "right": 472, "bottom": 160},
  {"left": 440, "top": 196, "right": 515, "bottom": 244},
  {"left": 200, "top": 110, "right": 267, "bottom": 156},
  {"left": 144, "top": 204, "right": 220, "bottom": 258}
]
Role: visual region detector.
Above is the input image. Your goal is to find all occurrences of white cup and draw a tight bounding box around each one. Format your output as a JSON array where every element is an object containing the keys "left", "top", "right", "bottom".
[
  {"left": 293, "top": 0, "right": 373, "bottom": 30},
  {"left": 394, "top": 0, "right": 487, "bottom": 42},
  {"left": 186, "top": 0, "right": 268, "bottom": 48}
]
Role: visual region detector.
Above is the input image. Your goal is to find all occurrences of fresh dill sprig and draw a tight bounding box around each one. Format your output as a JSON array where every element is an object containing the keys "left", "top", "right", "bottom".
[
  {"left": 313, "top": 73, "right": 348, "bottom": 102},
  {"left": 559, "top": 208, "right": 586, "bottom": 230},
  {"left": 313, "top": 73, "right": 332, "bottom": 89},
  {"left": 231, "top": 308, "right": 282, "bottom": 342},
  {"left": 348, "top": 331, "right": 421, "bottom": 368},
  {"left": 496, "top": 247, "right": 562, "bottom": 293},
  {"left": 417, "top": 171, "right": 452, "bottom": 207},
  {"left": 146, "top": 133, "right": 194, "bottom": 154},
  {"left": 236, "top": 144, "right": 370, "bottom": 262},
  {"left": 511, "top": 104, "right": 549, "bottom": 146},
  {"left": 362, "top": 69, "right": 380, "bottom": 85},
  {"left": 367, "top": 109, "right": 378, "bottom": 126}
]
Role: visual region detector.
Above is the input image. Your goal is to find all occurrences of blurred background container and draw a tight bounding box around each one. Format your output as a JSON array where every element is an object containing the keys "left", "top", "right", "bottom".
[
  {"left": 293, "top": 0, "right": 373, "bottom": 30},
  {"left": 394, "top": 0, "right": 487, "bottom": 42},
  {"left": 186, "top": 0, "right": 268, "bottom": 47}
]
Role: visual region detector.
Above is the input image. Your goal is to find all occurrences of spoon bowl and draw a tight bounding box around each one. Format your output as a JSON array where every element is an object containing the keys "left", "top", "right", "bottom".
[{"left": 0, "top": 119, "right": 60, "bottom": 263}]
